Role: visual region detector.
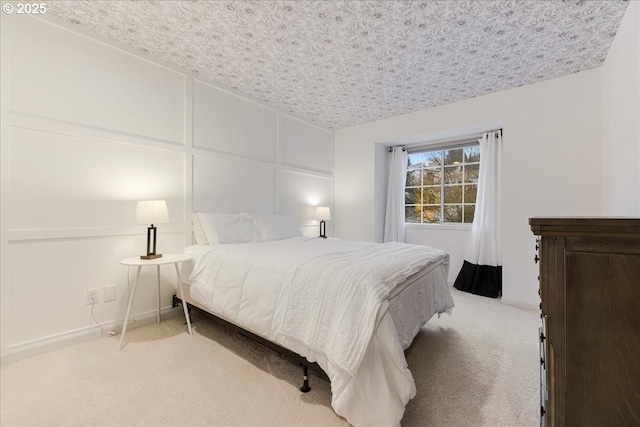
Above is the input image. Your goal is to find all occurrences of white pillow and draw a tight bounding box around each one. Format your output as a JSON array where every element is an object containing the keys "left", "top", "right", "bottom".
[
  {"left": 191, "top": 212, "right": 209, "bottom": 245},
  {"left": 198, "top": 212, "right": 267, "bottom": 244},
  {"left": 258, "top": 215, "right": 302, "bottom": 241}
]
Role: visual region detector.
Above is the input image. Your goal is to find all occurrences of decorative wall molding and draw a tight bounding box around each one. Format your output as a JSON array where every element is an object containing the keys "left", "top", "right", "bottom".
[
  {"left": 1, "top": 12, "right": 334, "bottom": 363},
  {"left": 7, "top": 226, "right": 186, "bottom": 243},
  {"left": 9, "top": 111, "right": 185, "bottom": 149},
  {"left": 279, "top": 163, "right": 334, "bottom": 180}
]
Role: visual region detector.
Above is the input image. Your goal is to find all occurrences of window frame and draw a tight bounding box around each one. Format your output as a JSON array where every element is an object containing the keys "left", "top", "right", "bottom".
[{"left": 405, "top": 141, "right": 480, "bottom": 226}]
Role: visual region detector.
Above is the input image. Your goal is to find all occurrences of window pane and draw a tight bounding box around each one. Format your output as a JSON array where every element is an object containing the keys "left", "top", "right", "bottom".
[
  {"left": 422, "top": 168, "right": 441, "bottom": 185},
  {"left": 444, "top": 165, "right": 463, "bottom": 184},
  {"left": 406, "top": 170, "right": 422, "bottom": 186},
  {"left": 444, "top": 149, "right": 463, "bottom": 166},
  {"left": 407, "top": 153, "right": 423, "bottom": 170},
  {"left": 465, "top": 164, "right": 479, "bottom": 183},
  {"left": 405, "top": 206, "right": 422, "bottom": 223},
  {"left": 405, "top": 187, "right": 422, "bottom": 204},
  {"left": 464, "top": 184, "right": 477, "bottom": 204},
  {"left": 423, "top": 151, "right": 442, "bottom": 168},
  {"left": 444, "top": 185, "right": 462, "bottom": 203},
  {"left": 424, "top": 186, "right": 440, "bottom": 204},
  {"left": 423, "top": 206, "right": 441, "bottom": 223},
  {"left": 404, "top": 145, "right": 480, "bottom": 225},
  {"left": 443, "top": 204, "right": 463, "bottom": 223},
  {"left": 464, "top": 146, "right": 480, "bottom": 163},
  {"left": 464, "top": 205, "right": 475, "bottom": 223}
]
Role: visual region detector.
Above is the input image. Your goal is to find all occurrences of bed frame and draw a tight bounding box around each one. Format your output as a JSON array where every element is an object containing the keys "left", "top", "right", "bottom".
[{"left": 172, "top": 294, "right": 324, "bottom": 392}]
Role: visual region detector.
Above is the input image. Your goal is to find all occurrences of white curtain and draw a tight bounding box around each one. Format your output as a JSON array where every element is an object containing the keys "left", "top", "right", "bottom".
[
  {"left": 454, "top": 131, "right": 502, "bottom": 297},
  {"left": 383, "top": 147, "right": 408, "bottom": 243}
]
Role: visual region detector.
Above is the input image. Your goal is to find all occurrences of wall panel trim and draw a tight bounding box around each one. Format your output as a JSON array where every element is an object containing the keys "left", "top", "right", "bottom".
[
  {"left": 9, "top": 112, "right": 185, "bottom": 150},
  {"left": 280, "top": 162, "right": 332, "bottom": 177},
  {"left": 7, "top": 226, "right": 186, "bottom": 243},
  {"left": 192, "top": 149, "right": 278, "bottom": 170},
  {"left": 280, "top": 164, "right": 333, "bottom": 179}
]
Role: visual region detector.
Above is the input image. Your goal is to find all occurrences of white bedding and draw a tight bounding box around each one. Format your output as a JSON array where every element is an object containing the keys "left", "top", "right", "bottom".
[{"left": 183, "top": 237, "right": 454, "bottom": 426}]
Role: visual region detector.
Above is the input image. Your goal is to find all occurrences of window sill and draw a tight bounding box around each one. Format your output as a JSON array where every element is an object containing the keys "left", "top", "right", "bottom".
[{"left": 405, "top": 223, "right": 473, "bottom": 231}]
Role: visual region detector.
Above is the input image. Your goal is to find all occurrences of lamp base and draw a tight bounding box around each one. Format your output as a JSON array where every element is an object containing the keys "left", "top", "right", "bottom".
[
  {"left": 319, "top": 220, "right": 327, "bottom": 238},
  {"left": 140, "top": 253, "right": 162, "bottom": 260}
]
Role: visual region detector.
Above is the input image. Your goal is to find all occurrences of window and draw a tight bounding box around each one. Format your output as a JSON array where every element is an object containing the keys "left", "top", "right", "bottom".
[{"left": 405, "top": 144, "right": 480, "bottom": 224}]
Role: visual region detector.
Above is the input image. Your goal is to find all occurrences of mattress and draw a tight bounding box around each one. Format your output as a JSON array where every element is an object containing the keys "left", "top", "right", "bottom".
[{"left": 180, "top": 237, "right": 454, "bottom": 426}]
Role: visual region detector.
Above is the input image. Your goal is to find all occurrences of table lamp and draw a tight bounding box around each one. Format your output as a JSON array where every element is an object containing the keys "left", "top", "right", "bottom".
[{"left": 136, "top": 200, "right": 169, "bottom": 259}]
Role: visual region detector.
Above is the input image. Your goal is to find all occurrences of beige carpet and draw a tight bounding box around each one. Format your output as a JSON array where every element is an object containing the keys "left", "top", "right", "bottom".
[{"left": 1, "top": 288, "right": 540, "bottom": 426}]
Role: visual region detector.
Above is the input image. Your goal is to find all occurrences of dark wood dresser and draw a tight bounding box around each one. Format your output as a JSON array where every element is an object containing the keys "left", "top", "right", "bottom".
[{"left": 530, "top": 218, "right": 640, "bottom": 427}]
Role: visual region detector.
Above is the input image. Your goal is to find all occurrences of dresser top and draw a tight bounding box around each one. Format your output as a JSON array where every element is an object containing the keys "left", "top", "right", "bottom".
[{"left": 530, "top": 217, "right": 640, "bottom": 237}]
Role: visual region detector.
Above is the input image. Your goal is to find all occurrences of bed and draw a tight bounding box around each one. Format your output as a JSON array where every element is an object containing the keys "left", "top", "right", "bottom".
[{"left": 179, "top": 212, "right": 455, "bottom": 427}]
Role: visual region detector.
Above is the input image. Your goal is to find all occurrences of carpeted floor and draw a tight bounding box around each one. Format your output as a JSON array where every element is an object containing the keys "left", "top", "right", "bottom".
[{"left": 0, "top": 288, "right": 540, "bottom": 426}]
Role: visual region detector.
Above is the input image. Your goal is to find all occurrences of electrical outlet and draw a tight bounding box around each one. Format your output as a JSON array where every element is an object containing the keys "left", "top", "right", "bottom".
[
  {"left": 87, "top": 288, "right": 99, "bottom": 305},
  {"left": 103, "top": 284, "right": 116, "bottom": 302}
]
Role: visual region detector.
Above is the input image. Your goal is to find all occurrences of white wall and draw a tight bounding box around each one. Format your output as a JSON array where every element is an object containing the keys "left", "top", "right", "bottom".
[
  {"left": 335, "top": 69, "right": 604, "bottom": 310},
  {"left": 601, "top": 1, "right": 640, "bottom": 216},
  {"left": 404, "top": 226, "right": 471, "bottom": 286},
  {"left": 0, "top": 14, "right": 332, "bottom": 363}
]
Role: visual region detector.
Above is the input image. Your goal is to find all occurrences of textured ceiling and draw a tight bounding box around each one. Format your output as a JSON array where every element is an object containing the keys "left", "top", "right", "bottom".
[{"left": 47, "top": 1, "right": 629, "bottom": 130}]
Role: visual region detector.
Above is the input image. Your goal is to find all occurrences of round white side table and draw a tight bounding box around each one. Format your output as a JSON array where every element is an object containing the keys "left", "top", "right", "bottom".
[{"left": 119, "top": 254, "right": 193, "bottom": 349}]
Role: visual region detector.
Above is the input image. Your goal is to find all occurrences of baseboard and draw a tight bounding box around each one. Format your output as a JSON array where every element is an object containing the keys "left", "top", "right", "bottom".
[
  {"left": 449, "top": 279, "right": 538, "bottom": 312},
  {"left": 1, "top": 306, "right": 182, "bottom": 365},
  {"left": 499, "top": 297, "right": 539, "bottom": 312}
]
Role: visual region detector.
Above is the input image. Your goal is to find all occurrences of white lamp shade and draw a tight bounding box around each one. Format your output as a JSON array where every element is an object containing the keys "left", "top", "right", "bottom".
[
  {"left": 315, "top": 206, "right": 331, "bottom": 220},
  {"left": 136, "top": 200, "right": 169, "bottom": 225}
]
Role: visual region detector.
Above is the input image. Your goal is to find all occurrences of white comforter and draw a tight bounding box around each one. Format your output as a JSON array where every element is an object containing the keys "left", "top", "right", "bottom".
[{"left": 185, "top": 237, "right": 454, "bottom": 426}]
